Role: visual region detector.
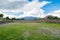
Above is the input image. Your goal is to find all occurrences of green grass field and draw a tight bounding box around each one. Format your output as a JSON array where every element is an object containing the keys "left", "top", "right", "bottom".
[{"left": 0, "top": 22, "right": 60, "bottom": 40}]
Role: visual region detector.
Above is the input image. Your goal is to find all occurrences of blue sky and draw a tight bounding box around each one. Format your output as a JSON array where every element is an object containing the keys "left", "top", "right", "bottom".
[
  {"left": 28, "top": 0, "right": 60, "bottom": 15},
  {"left": 0, "top": 0, "right": 60, "bottom": 18},
  {"left": 42, "top": 0, "right": 60, "bottom": 13}
]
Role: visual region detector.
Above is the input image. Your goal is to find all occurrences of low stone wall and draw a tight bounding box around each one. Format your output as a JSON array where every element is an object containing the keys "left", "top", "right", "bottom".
[{"left": 0, "top": 20, "right": 60, "bottom": 24}]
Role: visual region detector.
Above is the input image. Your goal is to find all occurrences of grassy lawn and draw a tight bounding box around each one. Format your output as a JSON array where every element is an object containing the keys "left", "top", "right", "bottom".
[{"left": 0, "top": 22, "right": 60, "bottom": 40}]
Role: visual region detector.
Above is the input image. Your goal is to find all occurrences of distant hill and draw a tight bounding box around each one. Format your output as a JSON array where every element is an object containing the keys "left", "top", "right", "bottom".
[
  {"left": 24, "top": 16, "right": 40, "bottom": 20},
  {"left": 16, "top": 16, "right": 40, "bottom": 20}
]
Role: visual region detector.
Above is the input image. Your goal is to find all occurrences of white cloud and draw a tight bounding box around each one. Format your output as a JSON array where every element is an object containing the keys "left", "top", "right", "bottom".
[
  {"left": 0, "top": 0, "right": 27, "bottom": 9},
  {"left": 8, "top": 0, "right": 21, "bottom": 2},
  {"left": 0, "top": 0, "right": 50, "bottom": 18},
  {"left": 8, "top": 0, "right": 27, "bottom": 2},
  {"left": 48, "top": 10, "right": 60, "bottom": 18},
  {"left": 0, "top": 11, "right": 15, "bottom": 18},
  {"left": 21, "top": 0, "right": 50, "bottom": 18}
]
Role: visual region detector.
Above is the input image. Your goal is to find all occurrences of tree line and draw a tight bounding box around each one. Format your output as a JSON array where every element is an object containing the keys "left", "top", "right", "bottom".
[
  {"left": 0, "top": 14, "right": 16, "bottom": 20},
  {"left": 0, "top": 14, "right": 60, "bottom": 23}
]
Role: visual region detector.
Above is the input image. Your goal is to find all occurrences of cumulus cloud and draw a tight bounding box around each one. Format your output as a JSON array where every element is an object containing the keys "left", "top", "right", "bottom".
[
  {"left": 21, "top": 0, "right": 50, "bottom": 18},
  {"left": 48, "top": 10, "right": 60, "bottom": 18},
  {"left": 8, "top": 0, "right": 28, "bottom": 2},
  {"left": 0, "top": 0, "right": 50, "bottom": 18},
  {"left": 0, "top": 0, "right": 27, "bottom": 9},
  {"left": 8, "top": 0, "right": 27, "bottom": 1}
]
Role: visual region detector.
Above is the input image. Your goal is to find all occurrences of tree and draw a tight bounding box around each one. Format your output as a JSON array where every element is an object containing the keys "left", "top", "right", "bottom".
[
  {"left": 47, "top": 15, "right": 54, "bottom": 19},
  {"left": 53, "top": 16, "right": 58, "bottom": 19},
  {"left": 0, "top": 14, "right": 3, "bottom": 20},
  {"left": 19, "top": 18, "right": 24, "bottom": 20},
  {"left": 6, "top": 17, "right": 10, "bottom": 20},
  {"left": 11, "top": 17, "right": 16, "bottom": 22},
  {"left": 45, "top": 15, "right": 58, "bottom": 20},
  {"left": 45, "top": 15, "right": 59, "bottom": 20},
  {"left": 11, "top": 18, "right": 16, "bottom": 20},
  {"left": 0, "top": 14, "right": 3, "bottom": 18}
]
